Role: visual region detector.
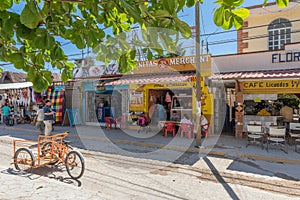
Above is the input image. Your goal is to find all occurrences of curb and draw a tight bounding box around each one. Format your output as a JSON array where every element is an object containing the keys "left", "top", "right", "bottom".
[
  {"left": 1, "top": 126, "right": 299, "bottom": 164},
  {"left": 239, "top": 154, "right": 300, "bottom": 164}
]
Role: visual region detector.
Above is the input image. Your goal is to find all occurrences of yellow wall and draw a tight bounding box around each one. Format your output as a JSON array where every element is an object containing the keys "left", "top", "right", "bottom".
[
  {"left": 244, "top": 4, "right": 300, "bottom": 52},
  {"left": 129, "top": 76, "right": 214, "bottom": 116}
]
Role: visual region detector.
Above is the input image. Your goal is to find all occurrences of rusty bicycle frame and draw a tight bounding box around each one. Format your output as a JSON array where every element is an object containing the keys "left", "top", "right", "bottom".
[{"left": 12, "top": 132, "right": 85, "bottom": 179}]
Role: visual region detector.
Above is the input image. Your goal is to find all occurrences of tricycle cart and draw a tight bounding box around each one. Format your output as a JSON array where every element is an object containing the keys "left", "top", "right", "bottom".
[{"left": 12, "top": 132, "right": 85, "bottom": 180}]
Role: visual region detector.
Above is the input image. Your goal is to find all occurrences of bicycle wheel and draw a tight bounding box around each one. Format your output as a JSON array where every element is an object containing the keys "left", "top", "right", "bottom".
[
  {"left": 41, "top": 142, "right": 59, "bottom": 165},
  {"left": 65, "top": 150, "right": 85, "bottom": 179},
  {"left": 14, "top": 148, "right": 35, "bottom": 172}
]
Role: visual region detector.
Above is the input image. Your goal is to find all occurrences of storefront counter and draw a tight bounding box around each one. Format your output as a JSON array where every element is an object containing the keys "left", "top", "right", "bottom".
[{"left": 243, "top": 115, "right": 283, "bottom": 132}]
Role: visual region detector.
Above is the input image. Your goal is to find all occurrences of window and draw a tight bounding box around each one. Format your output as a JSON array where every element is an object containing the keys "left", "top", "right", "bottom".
[{"left": 268, "top": 18, "right": 291, "bottom": 50}]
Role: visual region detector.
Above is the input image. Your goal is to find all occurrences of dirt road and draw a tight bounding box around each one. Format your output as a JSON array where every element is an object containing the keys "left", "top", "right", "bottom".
[{"left": 1, "top": 135, "right": 299, "bottom": 200}]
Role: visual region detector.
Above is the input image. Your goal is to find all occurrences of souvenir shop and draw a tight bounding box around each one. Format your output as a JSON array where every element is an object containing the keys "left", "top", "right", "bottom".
[{"left": 0, "top": 82, "right": 43, "bottom": 124}]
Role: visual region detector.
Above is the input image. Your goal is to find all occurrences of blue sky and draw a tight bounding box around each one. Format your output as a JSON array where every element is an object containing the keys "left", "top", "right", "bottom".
[{"left": 1, "top": 0, "right": 274, "bottom": 73}]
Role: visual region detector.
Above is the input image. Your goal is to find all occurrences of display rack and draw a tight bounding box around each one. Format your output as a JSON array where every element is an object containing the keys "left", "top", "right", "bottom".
[{"left": 170, "top": 95, "right": 192, "bottom": 120}]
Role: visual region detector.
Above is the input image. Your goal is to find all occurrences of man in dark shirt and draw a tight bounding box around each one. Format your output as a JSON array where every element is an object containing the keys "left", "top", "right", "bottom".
[{"left": 43, "top": 100, "right": 55, "bottom": 135}]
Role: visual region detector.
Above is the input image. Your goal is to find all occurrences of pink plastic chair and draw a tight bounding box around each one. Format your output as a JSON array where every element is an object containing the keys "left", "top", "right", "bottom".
[{"left": 180, "top": 123, "right": 194, "bottom": 139}]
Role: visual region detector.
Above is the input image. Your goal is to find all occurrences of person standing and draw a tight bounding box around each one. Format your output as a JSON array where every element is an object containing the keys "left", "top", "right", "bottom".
[
  {"left": 34, "top": 105, "right": 45, "bottom": 135},
  {"left": 43, "top": 100, "right": 55, "bottom": 136},
  {"left": 156, "top": 99, "right": 165, "bottom": 121},
  {"left": 1, "top": 103, "right": 10, "bottom": 125}
]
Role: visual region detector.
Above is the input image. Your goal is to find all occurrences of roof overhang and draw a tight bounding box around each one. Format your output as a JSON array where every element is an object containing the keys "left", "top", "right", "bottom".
[
  {"left": 105, "top": 73, "right": 195, "bottom": 86},
  {"left": 208, "top": 69, "right": 300, "bottom": 81},
  {"left": 0, "top": 82, "right": 33, "bottom": 90}
]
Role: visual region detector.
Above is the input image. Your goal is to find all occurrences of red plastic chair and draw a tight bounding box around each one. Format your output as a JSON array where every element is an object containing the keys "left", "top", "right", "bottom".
[
  {"left": 201, "top": 122, "right": 210, "bottom": 139},
  {"left": 180, "top": 123, "right": 194, "bottom": 139},
  {"left": 105, "top": 117, "right": 117, "bottom": 129},
  {"left": 163, "top": 122, "right": 176, "bottom": 137}
]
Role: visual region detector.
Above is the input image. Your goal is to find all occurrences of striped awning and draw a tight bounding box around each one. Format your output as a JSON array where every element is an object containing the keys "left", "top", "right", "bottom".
[
  {"left": 209, "top": 69, "right": 300, "bottom": 80},
  {"left": 106, "top": 73, "right": 195, "bottom": 85}
]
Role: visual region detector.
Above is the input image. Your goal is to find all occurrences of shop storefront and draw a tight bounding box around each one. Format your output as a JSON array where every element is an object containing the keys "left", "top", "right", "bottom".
[
  {"left": 241, "top": 79, "right": 300, "bottom": 131},
  {"left": 106, "top": 55, "right": 214, "bottom": 130},
  {"left": 0, "top": 82, "right": 43, "bottom": 124},
  {"left": 81, "top": 76, "right": 125, "bottom": 125},
  {"left": 210, "top": 43, "right": 300, "bottom": 138}
]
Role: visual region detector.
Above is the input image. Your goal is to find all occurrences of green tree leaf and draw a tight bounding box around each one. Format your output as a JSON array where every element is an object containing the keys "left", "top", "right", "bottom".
[
  {"left": 61, "top": 69, "right": 72, "bottom": 82},
  {"left": 0, "top": 0, "right": 12, "bottom": 11},
  {"left": 20, "top": 1, "right": 42, "bottom": 29},
  {"left": 155, "top": 10, "right": 171, "bottom": 18},
  {"left": 233, "top": 14, "right": 243, "bottom": 30},
  {"left": 186, "top": 0, "right": 196, "bottom": 7},
  {"left": 214, "top": 7, "right": 225, "bottom": 26},
  {"left": 232, "top": 8, "right": 250, "bottom": 20},
  {"left": 163, "top": 0, "right": 176, "bottom": 14},
  {"left": 174, "top": 18, "right": 191, "bottom": 38},
  {"left": 276, "top": 0, "right": 289, "bottom": 8},
  {"left": 6, "top": 53, "right": 24, "bottom": 69}
]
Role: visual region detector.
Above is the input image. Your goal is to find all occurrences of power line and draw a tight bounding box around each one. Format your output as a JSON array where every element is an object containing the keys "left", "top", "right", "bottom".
[
  {"left": 208, "top": 29, "right": 300, "bottom": 46},
  {"left": 198, "top": 18, "right": 300, "bottom": 38}
]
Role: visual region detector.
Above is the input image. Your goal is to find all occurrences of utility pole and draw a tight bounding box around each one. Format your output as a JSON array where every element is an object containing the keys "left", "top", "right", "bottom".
[{"left": 195, "top": 1, "right": 202, "bottom": 147}]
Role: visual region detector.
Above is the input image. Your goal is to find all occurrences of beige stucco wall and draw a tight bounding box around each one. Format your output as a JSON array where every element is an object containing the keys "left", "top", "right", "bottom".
[{"left": 243, "top": 3, "right": 300, "bottom": 53}]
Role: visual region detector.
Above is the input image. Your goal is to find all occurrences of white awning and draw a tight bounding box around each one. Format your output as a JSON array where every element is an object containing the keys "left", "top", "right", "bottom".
[{"left": 0, "top": 82, "right": 33, "bottom": 90}]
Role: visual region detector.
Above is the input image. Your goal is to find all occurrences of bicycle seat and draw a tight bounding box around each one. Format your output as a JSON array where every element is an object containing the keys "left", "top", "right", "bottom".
[{"left": 63, "top": 140, "right": 71, "bottom": 145}]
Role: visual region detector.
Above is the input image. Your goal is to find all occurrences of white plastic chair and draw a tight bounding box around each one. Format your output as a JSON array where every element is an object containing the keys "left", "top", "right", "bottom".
[
  {"left": 289, "top": 123, "right": 300, "bottom": 151},
  {"left": 264, "top": 122, "right": 278, "bottom": 134},
  {"left": 267, "top": 127, "right": 287, "bottom": 153},
  {"left": 249, "top": 121, "right": 262, "bottom": 125},
  {"left": 246, "top": 124, "right": 264, "bottom": 149}
]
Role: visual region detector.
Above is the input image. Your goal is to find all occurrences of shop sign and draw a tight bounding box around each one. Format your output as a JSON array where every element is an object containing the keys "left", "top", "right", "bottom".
[
  {"left": 243, "top": 80, "right": 300, "bottom": 90},
  {"left": 271, "top": 51, "right": 300, "bottom": 63},
  {"left": 134, "top": 55, "right": 211, "bottom": 74},
  {"left": 138, "top": 55, "right": 209, "bottom": 68},
  {"left": 54, "top": 85, "right": 65, "bottom": 91},
  {"left": 130, "top": 90, "right": 144, "bottom": 110},
  {"left": 152, "top": 82, "right": 189, "bottom": 88}
]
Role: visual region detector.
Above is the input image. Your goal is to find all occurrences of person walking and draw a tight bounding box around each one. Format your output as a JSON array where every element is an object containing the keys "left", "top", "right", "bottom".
[
  {"left": 43, "top": 100, "right": 55, "bottom": 136},
  {"left": 34, "top": 105, "right": 45, "bottom": 135}
]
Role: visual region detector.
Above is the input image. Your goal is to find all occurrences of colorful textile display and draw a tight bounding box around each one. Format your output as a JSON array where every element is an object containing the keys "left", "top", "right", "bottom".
[{"left": 47, "top": 89, "right": 65, "bottom": 123}]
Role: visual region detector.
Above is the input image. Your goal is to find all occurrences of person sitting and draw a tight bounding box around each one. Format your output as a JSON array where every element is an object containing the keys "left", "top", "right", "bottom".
[
  {"left": 180, "top": 115, "right": 192, "bottom": 125},
  {"left": 137, "top": 112, "right": 147, "bottom": 126},
  {"left": 170, "top": 111, "right": 180, "bottom": 133},
  {"left": 170, "top": 111, "right": 180, "bottom": 122},
  {"left": 201, "top": 114, "right": 209, "bottom": 131}
]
